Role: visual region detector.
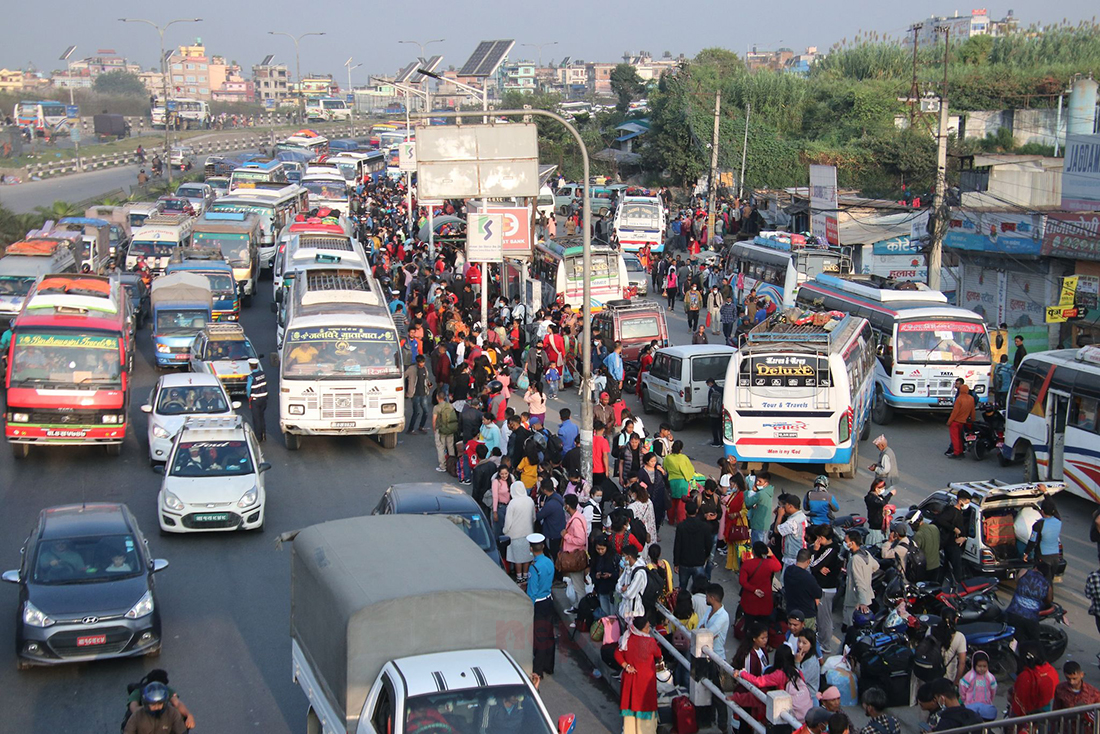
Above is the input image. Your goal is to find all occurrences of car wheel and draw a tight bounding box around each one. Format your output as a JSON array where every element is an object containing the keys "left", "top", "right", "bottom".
[
  {"left": 379, "top": 431, "right": 398, "bottom": 449},
  {"left": 1023, "top": 446, "right": 1039, "bottom": 482},
  {"left": 667, "top": 399, "right": 685, "bottom": 431},
  {"left": 641, "top": 387, "right": 655, "bottom": 415},
  {"left": 284, "top": 432, "right": 301, "bottom": 451},
  {"left": 871, "top": 389, "right": 893, "bottom": 425},
  {"left": 11, "top": 443, "right": 29, "bottom": 460}
]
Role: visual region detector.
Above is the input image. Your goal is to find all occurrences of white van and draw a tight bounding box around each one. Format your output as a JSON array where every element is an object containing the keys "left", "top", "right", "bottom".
[{"left": 641, "top": 344, "right": 736, "bottom": 430}]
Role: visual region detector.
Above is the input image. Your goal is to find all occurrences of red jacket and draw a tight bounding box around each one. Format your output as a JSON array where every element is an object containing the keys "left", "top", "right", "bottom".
[
  {"left": 739, "top": 555, "right": 782, "bottom": 617},
  {"left": 614, "top": 633, "right": 663, "bottom": 714}
]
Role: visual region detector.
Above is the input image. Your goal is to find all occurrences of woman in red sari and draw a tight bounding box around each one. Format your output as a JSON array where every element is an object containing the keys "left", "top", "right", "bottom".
[
  {"left": 615, "top": 616, "right": 664, "bottom": 734},
  {"left": 635, "top": 344, "right": 654, "bottom": 398}
]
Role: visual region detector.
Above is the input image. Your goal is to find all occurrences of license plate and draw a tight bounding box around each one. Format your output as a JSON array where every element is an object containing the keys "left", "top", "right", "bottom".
[
  {"left": 965, "top": 434, "right": 977, "bottom": 441},
  {"left": 192, "top": 513, "right": 229, "bottom": 523},
  {"left": 331, "top": 421, "right": 355, "bottom": 428},
  {"left": 937, "top": 397, "right": 953, "bottom": 406},
  {"left": 77, "top": 634, "right": 106, "bottom": 647}
]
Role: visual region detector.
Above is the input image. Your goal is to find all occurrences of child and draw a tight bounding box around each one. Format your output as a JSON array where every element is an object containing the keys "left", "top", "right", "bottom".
[
  {"left": 105, "top": 554, "right": 132, "bottom": 573},
  {"left": 544, "top": 364, "right": 560, "bottom": 399},
  {"left": 959, "top": 650, "right": 998, "bottom": 720}
]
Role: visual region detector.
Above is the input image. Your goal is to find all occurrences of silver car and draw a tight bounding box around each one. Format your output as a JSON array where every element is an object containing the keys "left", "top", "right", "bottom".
[
  {"left": 142, "top": 373, "right": 240, "bottom": 465},
  {"left": 624, "top": 254, "right": 649, "bottom": 296},
  {"left": 174, "top": 183, "right": 215, "bottom": 214}
]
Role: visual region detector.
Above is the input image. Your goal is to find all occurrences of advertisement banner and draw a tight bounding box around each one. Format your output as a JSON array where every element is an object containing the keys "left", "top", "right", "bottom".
[
  {"left": 744, "top": 354, "right": 830, "bottom": 388},
  {"left": 944, "top": 210, "right": 1041, "bottom": 256},
  {"left": 871, "top": 236, "right": 922, "bottom": 256},
  {"left": 1041, "top": 212, "right": 1100, "bottom": 261},
  {"left": 481, "top": 205, "right": 532, "bottom": 259},
  {"left": 809, "top": 164, "right": 839, "bottom": 245},
  {"left": 466, "top": 213, "right": 504, "bottom": 261},
  {"left": 1062, "top": 134, "right": 1100, "bottom": 211}
]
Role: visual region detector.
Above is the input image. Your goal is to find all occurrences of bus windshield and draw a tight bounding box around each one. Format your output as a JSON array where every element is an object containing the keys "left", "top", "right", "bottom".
[
  {"left": 0, "top": 275, "right": 37, "bottom": 297},
  {"left": 193, "top": 233, "right": 251, "bottom": 267},
  {"left": 896, "top": 321, "right": 990, "bottom": 364},
  {"left": 130, "top": 239, "right": 178, "bottom": 258},
  {"left": 197, "top": 273, "right": 235, "bottom": 295},
  {"left": 331, "top": 162, "right": 358, "bottom": 180},
  {"left": 302, "top": 181, "right": 348, "bottom": 200},
  {"left": 10, "top": 333, "right": 121, "bottom": 387},
  {"left": 282, "top": 326, "right": 401, "bottom": 379}
]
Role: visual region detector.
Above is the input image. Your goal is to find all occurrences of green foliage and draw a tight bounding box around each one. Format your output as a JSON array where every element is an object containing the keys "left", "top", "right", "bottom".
[
  {"left": 609, "top": 63, "right": 643, "bottom": 113},
  {"left": 93, "top": 70, "right": 147, "bottom": 97},
  {"left": 977, "top": 126, "right": 1017, "bottom": 153},
  {"left": 33, "top": 200, "right": 81, "bottom": 221},
  {"left": 957, "top": 35, "right": 994, "bottom": 65}
]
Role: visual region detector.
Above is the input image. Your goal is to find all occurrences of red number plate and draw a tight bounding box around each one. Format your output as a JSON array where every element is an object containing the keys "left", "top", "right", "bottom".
[{"left": 77, "top": 635, "right": 106, "bottom": 647}]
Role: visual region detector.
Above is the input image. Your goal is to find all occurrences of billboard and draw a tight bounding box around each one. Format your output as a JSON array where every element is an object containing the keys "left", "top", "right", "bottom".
[
  {"left": 944, "top": 210, "right": 1042, "bottom": 256},
  {"left": 1062, "top": 134, "right": 1100, "bottom": 211},
  {"left": 466, "top": 213, "right": 503, "bottom": 261},
  {"left": 1042, "top": 212, "right": 1100, "bottom": 261},
  {"left": 416, "top": 123, "right": 539, "bottom": 200},
  {"left": 809, "top": 164, "right": 839, "bottom": 245},
  {"left": 480, "top": 205, "right": 532, "bottom": 259}
]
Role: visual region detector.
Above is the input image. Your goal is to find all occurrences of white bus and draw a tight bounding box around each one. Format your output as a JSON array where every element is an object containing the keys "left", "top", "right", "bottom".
[
  {"left": 278, "top": 271, "right": 403, "bottom": 450},
  {"left": 14, "top": 100, "right": 69, "bottom": 132},
  {"left": 126, "top": 214, "right": 194, "bottom": 272},
  {"left": 209, "top": 185, "right": 309, "bottom": 271},
  {"left": 613, "top": 196, "right": 666, "bottom": 253},
  {"left": 299, "top": 171, "right": 351, "bottom": 214},
  {"left": 1002, "top": 346, "right": 1100, "bottom": 503},
  {"left": 152, "top": 98, "right": 210, "bottom": 129},
  {"left": 275, "top": 134, "right": 329, "bottom": 158},
  {"left": 796, "top": 274, "right": 993, "bottom": 424},
  {"left": 531, "top": 236, "right": 629, "bottom": 312},
  {"left": 305, "top": 97, "right": 352, "bottom": 122},
  {"left": 723, "top": 313, "right": 876, "bottom": 478},
  {"left": 725, "top": 234, "right": 852, "bottom": 309},
  {"left": 273, "top": 227, "right": 369, "bottom": 304}
]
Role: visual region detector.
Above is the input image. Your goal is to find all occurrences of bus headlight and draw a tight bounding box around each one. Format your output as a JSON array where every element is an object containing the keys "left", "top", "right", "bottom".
[
  {"left": 288, "top": 404, "right": 305, "bottom": 415},
  {"left": 102, "top": 414, "right": 124, "bottom": 424},
  {"left": 381, "top": 403, "right": 397, "bottom": 414},
  {"left": 973, "top": 384, "right": 986, "bottom": 394},
  {"left": 900, "top": 383, "right": 915, "bottom": 393},
  {"left": 11, "top": 413, "right": 29, "bottom": 423}
]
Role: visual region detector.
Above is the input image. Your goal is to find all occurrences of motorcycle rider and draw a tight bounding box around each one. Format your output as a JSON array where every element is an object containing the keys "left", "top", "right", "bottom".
[
  {"left": 125, "top": 669, "right": 196, "bottom": 729},
  {"left": 803, "top": 475, "right": 839, "bottom": 527},
  {"left": 123, "top": 682, "right": 187, "bottom": 734}
]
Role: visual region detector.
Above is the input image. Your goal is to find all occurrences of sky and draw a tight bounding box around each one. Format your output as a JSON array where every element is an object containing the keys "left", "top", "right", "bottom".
[{"left": 4, "top": 1, "right": 1097, "bottom": 84}]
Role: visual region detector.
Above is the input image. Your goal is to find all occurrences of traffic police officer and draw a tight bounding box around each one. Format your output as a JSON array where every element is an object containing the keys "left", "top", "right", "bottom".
[{"left": 247, "top": 358, "right": 268, "bottom": 441}]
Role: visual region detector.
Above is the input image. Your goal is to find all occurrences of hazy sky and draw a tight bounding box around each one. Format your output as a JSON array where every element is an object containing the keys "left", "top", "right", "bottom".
[{"left": 5, "top": 1, "right": 1097, "bottom": 83}]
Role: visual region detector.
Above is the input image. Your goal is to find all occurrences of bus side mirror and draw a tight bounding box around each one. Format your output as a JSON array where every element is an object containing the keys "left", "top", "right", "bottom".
[{"left": 876, "top": 344, "right": 885, "bottom": 357}]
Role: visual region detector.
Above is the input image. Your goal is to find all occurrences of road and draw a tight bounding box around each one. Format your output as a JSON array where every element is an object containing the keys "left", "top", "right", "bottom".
[
  {"left": 0, "top": 270, "right": 1098, "bottom": 734},
  {"left": 0, "top": 162, "right": 147, "bottom": 213}
]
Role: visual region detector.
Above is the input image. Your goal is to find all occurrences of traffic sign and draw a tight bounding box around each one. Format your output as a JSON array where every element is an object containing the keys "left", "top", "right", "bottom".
[
  {"left": 167, "top": 100, "right": 177, "bottom": 111},
  {"left": 70, "top": 127, "right": 81, "bottom": 143},
  {"left": 466, "top": 213, "right": 503, "bottom": 261},
  {"left": 398, "top": 142, "right": 417, "bottom": 172},
  {"left": 65, "top": 105, "right": 79, "bottom": 119}
]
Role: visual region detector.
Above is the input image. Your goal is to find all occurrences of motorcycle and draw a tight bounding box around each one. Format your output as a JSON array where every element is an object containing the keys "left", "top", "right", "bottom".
[{"left": 963, "top": 408, "right": 1005, "bottom": 461}]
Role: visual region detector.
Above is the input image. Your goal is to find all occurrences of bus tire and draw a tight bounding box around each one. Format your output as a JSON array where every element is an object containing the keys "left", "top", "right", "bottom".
[
  {"left": 1023, "top": 445, "right": 1038, "bottom": 482},
  {"left": 284, "top": 432, "right": 301, "bottom": 451},
  {"left": 859, "top": 416, "right": 871, "bottom": 441},
  {"left": 11, "top": 443, "right": 29, "bottom": 460},
  {"left": 841, "top": 444, "right": 858, "bottom": 479},
  {"left": 667, "top": 399, "right": 686, "bottom": 431},
  {"left": 105, "top": 443, "right": 122, "bottom": 457},
  {"left": 641, "top": 387, "right": 655, "bottom": 415},
  {"left": 379, "top": 431, "right": 398, "bottom": 449},
  {"left": 871, "top": 389, "right": 893, "bottom": 425}
]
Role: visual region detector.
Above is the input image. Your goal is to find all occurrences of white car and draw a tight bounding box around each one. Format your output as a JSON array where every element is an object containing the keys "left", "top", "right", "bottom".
[
  {"left": 156, "top": 415, "right": 268, "bottom": 534},
  {"left": 188, "top": 322, "right": 259, "bottom": 399},
  {"left": 174, "top": 183, "right": 215, "bottom": 214},
  {"left": 142, "top": 373, "right": 241, "bottom": 465}
]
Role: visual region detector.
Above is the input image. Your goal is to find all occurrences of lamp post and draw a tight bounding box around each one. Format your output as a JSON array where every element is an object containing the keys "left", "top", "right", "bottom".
[
  {"left": 59, "top": 45, "right": 80, "bottom": 169},
  {"left": 375, "top": 77, "right": 429, "bottom": 244},
  {"left": 119, "top": 17, "right": 202, "bottom": 186},
  {"left": 521, "top": 41, "right": 558, "bottom": 67},
  {"left": 345, "top": 57, "right": 362, "bottom": 126},
  {"left": 269, "top": 31, "right": 325, "bottom": 126},
  {"left": 398, "top": 38, "right": 445, "bottom": 63}
]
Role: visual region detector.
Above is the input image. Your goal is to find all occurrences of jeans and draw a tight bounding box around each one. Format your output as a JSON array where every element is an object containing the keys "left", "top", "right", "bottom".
[
  {"left": 678, "top": 565, "right": 706, "bottom": 592},
  {"left": 751, "top": 529, "right": 766, "bottom": 545},
  {"left": 710, "top": 416, "right": 723, "bottom": 446},
  {"left": 546, "top": 378, "right": 559, "bottom": 398},
  {"left": 723, "top": 321, "right": 734, "bottom": 340},
  {"left": 687, "top": 309, "right": 700, "bottom": 331},
  {"left": 408, "top": 395, "right": 430, "bottom": 431},
  {"left": 706, "top": 533, "right": 719, "bottom": 580},
  {"left": 598, "top": 592, "right": 615, "bottom": 620}
]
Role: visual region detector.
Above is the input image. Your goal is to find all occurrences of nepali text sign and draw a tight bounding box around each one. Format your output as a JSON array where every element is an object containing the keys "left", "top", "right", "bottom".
[
  {"left": 466, "top": 213, "right": 504, "bottom": 261},
  {"left": 1062, "top": 134, "right": 1100, "bottom": 211},
  {"left": 809, "top": 164, "right": 839, "bottom": 245},
  {"left": 481, "top": 205, "right": 532, "bottom": 259},
  {"left": 944, "top": 210, "right": 1041, "bottom": 256},
  {"left": 1041, "top": 212, "right": 1100, "bottom": 262}
]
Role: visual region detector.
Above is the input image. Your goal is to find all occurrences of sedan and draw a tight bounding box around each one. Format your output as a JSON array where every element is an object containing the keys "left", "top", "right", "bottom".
[
  {"left": 2, "top": 503, "right": 167, "bottom": 669},
  {"left": 372, "top": 483, "right": 505, "bottom": 566},
  {"left": 141, "top": 373, "right": 240, "bottom": 465}
]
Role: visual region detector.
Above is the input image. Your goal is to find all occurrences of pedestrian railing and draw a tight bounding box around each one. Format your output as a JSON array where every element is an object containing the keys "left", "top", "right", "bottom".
[
  {"left": 655, "top": 602, "right": 800, "bottom": 734},
  {"left": 934, "top": 703, "right": 1100, "bottom": 734}
]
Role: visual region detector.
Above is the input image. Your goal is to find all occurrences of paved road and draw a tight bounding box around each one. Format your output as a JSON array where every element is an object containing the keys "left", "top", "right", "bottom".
[
  {"left": 0, "top": 162, "right": 147, "bottom": 213},
  {"left": 0, "top": 271, "right": 1098, "bottom": 734}
]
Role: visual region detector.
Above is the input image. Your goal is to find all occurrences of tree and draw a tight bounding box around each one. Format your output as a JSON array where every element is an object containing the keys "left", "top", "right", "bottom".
[
  {"left": 609, "top": 63, "right": 642, "bottom": 113},
  {"left": 93, "top": 70, "right": 147, "bottom": 97}
]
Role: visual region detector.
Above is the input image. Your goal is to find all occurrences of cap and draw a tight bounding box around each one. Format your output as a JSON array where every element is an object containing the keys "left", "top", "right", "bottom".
[
  {"left": 819, "top": 686, "right": 841, "bottom": 701},
  {"left": 806, "top": 708, "right": 832, "bottom": 727},
  {"left": 873, "top": 434, "right": 886, "bottom": 445},
  {"left": 787, "top": 609, "right": 805, "bottom": 622},
  {"left": 248, "top": 358, "right": 260, "bottom": 368},
  {"left": 600, "top": 392, "right": 610, "bottom": 400},
  {"left": 526, "top": 533, "right": 546, "bottom": 545}
]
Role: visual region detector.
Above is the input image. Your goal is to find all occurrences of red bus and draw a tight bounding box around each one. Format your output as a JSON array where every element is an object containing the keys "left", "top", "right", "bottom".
[{"left": 5, "top": 274, "right": 133, "bottom": 458}]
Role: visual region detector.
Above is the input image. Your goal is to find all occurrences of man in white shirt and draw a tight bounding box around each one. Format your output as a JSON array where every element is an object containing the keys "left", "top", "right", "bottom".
[
  {"left": 703, "top": 583, "right": 730, "bottom": 659},
  {"left": 776, "top": 493, "right": 809, "bottom": 566}
]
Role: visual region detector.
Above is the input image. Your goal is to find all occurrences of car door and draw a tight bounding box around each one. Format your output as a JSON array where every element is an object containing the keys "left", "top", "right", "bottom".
[
  {"left": 189, "top": 335, "right": 206, "bottom": 372},
  {"left": 666, "top": 356, "right": 684, "bottom": 409},
  {"left": 646, "top": 353, "right": 669, "bottom": 400}
]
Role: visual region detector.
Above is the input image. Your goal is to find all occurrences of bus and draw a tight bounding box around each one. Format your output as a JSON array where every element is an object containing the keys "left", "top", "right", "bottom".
[
  {"left": 726, "top": 233, "right": 852, "bottom": 309},
  {"left": 273, "top": 227, "right": 369, "bottom": 305},
  {"left": 5, "top": 274, "right": 133, "bottom": 459},
  {"left": 278, "top": 271, "right": 403, "bottom": 450},
  {"left": 305, "top": 97, "right": 352, "bottom": 122},
  {"left": 613, "top": 196, "right": 666, "bottom": 253},
  {"left": 14, "top": 101, "right": 68, "bottom": 133},
  {"left": 1002, "top": 346, "right": 1100, "bottom": 503},
  {"left": 151, "top": 98, "right": 210, "bottom": 129},
  {"left": 368, "top": 123, "right": 400, "bottom": 148},
  {"left": 300, "top": 171, "right": 351, "bottom": 214},
  {"left": 229, "top": 159, "right": 287, "bottom": 190},
  {"left": 531, "top": 236, "right": 629, "bottom": 312},
  {"left": 796, "top": 274, "right": 992, "bottom": 424},
  {"left": 209, "top": 185, "right": 309, "bottom": 271},
  {"left": 126, "top": 214, "right": 194, "bottom": 273},
  {"left": 378, "top": 130, "right": 410, "bottom": 151},
  {"left": 190, "top": 211, "right": 261, "bottom": 306},
  {"left": 722, "top": 312, "right": 876, "bottom": 478},
  {"left": 275, "top": 133, "right": 329, "bottom": 158}
]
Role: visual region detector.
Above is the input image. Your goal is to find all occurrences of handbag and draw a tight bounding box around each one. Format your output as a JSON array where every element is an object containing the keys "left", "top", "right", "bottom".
[
  {"left": 556, "top": 549, "right": 589, "bottom": 573},
  {"left": 705, "top": 311, "right": 712, "bottom": 328},
  {"left": 517, "top": 372, "right": 530, "bottom": 390}
]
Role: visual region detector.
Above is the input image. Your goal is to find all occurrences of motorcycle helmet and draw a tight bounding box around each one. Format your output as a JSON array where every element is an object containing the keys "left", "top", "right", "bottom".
[
  {"left": 813, "top": 475, "right": 829, "bottom": 490},
  {"left": 142, "top": 682, "right": 170, "bottom": 716},
  {"left": 851, "top": 608, "right": 875, "bottom": 628},
  {"left": 487, "top": 380, "right": 503, "bottom": 395}
]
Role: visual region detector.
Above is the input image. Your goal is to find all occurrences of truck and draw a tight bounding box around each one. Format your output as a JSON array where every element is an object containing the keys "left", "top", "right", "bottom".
[
  {"left": 52, "top": 217, "right": 112, "bottom": 273},
  {"left": 290, "top": 515, "right": 571, "bottom": 734},
  {"left": 150, "top": 272, "right": 213, "bottom": 368},
  {"left": 84, "top": 206, "right": 132, "bottom": 259}
]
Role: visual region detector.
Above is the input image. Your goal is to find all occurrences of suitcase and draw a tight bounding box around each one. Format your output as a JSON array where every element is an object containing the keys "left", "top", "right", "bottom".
[
  {"left": 672, "top": 695, "right": 699, "bottom": 734},
  {"left": 858, "top": 642, "right": 912, "bottom": 708}
]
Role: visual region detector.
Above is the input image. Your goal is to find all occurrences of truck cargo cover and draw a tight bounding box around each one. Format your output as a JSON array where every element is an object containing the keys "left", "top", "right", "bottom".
[
  {"left": 150, "top": 271, "right": 213, "bottom": 308},
  {"left": 291, "top": 515, "right": 532, "bottom": 730}
]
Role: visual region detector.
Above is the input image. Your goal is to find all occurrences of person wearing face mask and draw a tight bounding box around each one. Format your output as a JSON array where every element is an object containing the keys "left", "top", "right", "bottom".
[
  {"left": 124, "top": 683, "right": 187, "bottom": 734},
  {"left": 842, "top": 531, "right": 879, "bottom": 630},
  {"left": 935, "top": 490, "right": 971, "bottom": 583}
]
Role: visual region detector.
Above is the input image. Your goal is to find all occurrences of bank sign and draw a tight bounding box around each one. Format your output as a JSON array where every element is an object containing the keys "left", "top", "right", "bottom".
[{"left": 1062, "top": 134, "right": 1100, "bottom": 211}]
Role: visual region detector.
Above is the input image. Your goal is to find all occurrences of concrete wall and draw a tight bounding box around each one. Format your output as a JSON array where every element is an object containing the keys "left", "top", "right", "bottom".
[{"left": 962, "top": 108, "right": 1066, "bottom": 149}]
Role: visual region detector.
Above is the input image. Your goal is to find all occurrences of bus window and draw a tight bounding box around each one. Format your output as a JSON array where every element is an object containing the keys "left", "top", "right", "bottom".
[
  {"left": 1070, "top": 395, "right": 1098, "bottom": 433},
  {"left": 1007, "top": 367, "right": 1040, "bottom": 423}
]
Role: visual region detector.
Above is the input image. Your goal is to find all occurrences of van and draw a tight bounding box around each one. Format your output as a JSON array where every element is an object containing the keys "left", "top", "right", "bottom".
[
  {"left": 915, "top": 480, "right": 1067, "bottom": 580},
  {"left": 553, "top": 183, "right": 613, "bottom": 216},
  {"left": 0, "top": 240, "right": 78, "bottom": 322},
  {"left": 640, "top": 344, "right": 736, "bottom": 430},
  {"left": 593, "top": 299, "right": 668, "bottom": 366},
  {"left": 128, "top": 202, "right": 163, "bottom": 230}
]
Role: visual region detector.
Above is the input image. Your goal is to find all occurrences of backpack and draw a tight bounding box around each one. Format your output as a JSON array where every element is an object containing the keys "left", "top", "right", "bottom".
[
  {"left": 904, "top": 540, "right": 928, "bottom": 583},
  {"left": 611, "top": 432, "right": 627, "bottom": 460},
  {"left": 911, "top": 634, "right": 947, "bottom": 682},
  {"left": 545, "top": 434, "right": 564, "bottom": 463},
  {"left": 635, "top": 565, "right": 663, "bottom": 611},
  {"left": 574, "top": 592, "right": 601, "bottom": 633}
]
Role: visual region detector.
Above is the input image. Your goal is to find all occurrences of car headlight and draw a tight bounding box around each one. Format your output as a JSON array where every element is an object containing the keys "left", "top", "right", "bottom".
[
  {"left": 152, "top": 425, "right": 171, "bottom": 439},
  {"left": 163, "top": 491, "right": 184, "bottom": 511},
  {"left": 23, "top": 601, "right": 54, "bottom": 628},
  {"left": 11, "top": 413, "right": 29, "bottom": 423},
  {"left": 125, "top": 590, "right": 154, "bottom": 619},
  {"left": 900, "top": 383, "right": 915, "bottom": 393},
  {"left": 155, "top": 344, "right": 171, "bottom": 354},
  {"left": 288, "top": 404, "right": 305, "bottom": 415},
  {"left": 237, "top": 487, "right": 259, "bottom": 508}
]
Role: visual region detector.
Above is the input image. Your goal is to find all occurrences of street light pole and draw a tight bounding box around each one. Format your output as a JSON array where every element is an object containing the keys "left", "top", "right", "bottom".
[
  {"left": 411, "top": 108, "right": 594, "bottom": 490},
  {"left": 521, "top": 41, "right": 558, "bottom": 67},
  {"left": 398, "top": 38, "right": 445, "bottom": 63},
  {"left": 345, "top": 57, "right": 362, "bottom": 126},
  {"left": 119, "top": 17, "right": 202, "bottom": 186},
  {"left": 269, "top": 31, "right": 325, "bottom": 126}
]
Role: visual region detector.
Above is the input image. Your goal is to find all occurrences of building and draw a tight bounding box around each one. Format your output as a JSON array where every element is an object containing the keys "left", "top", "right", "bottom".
[
  {"left": 69, "top": 50, "right": 141, "bottom": 77},
  {"left": 911, "top": 9, "right": 1020, "bottom": 48},
  {"left": 297, "top": 74, "right": 336, "bottom": 100},
  {"left": 785, "top": 47, "right": 821, "bottom": 76},
  {"left": 166, "top": 40, "right": 228, "bottom": 100},
  {"left": 958, "top": 154, "right": 1064, "bottom": 209},
  {"left": 138, "top": 70, "right": 165, "bottom": 96},
  {"left": 500, "top": 61, "right": 537, "bottom": 95},
  {"left": 622, "top": 52, "right": 682, "bottom": 81},
  {"left": 50, "top": 69, "right": 93, "bottom": 90},
  {"left": 548, "top": 60, "right": 589, "bottom": 99},
  {"left": 745, "top": 47, "right": 796, "bottom": 72},
  {"left": 252, "top": 62, "right": 290, "bottom": 105},
  {"left": 587, "top": 62, "right": 615, "bottom": 97},
  {"left": 213, "top": 68, "right": 255, "bottom": 103},
  {"left": 0, "top": 69, "right": 27, "bottom": 93}
]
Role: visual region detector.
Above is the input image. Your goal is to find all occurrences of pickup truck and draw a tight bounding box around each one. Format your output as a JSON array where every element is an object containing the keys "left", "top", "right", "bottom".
[{"left": 289, "top": 515, "right": 575, "bottom": 734}]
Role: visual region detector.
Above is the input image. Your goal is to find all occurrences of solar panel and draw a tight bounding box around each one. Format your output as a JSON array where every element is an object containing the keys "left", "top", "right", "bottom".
[
  {"left": 458, "top": 40, "right": 515, "bottom": 77},
  {"left": 394, "top": 63, "right": 417, "bottom": 84},
  {"left": 409, "top": 55, "right": 443, "bottom": 84},
  {"left": 260, "top": 54, "right": 275, "bottom": 67}
]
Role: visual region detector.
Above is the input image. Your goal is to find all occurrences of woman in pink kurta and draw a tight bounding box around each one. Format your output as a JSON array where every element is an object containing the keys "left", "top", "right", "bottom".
[
  {"left": 614, "top": 617, "right": 664, "bottom": 734},
  {"left": 561, "top": 495, "right": 589, "bottom": 603}
]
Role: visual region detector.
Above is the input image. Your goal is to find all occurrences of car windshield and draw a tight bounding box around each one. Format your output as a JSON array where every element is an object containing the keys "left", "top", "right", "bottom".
[
  {"left": 624, "top": 257, "right": 645, "bottom": 273},
  {"left": 160, "top": 199, "right": 188, "bottom": 211},
  {"left": 896, "top": 320, "right": 991, "bottom": 364},
  {"left": 432, "top": 512, "right": 493, "bottom": 551},
  {"left": 156, "top": 385, "right": 229, "bottom": 415},
  {"left": 404, "top": 685, "right": 552, "bottom": 734},
  {"left": 0, "top": 275, "right": 36, "bottom": 297},
  {"left": 10, "top": 333, "right": 121, "bottom": 386},
  {"left": 619, "top": 317, "right": 660, "bottom": 340},
  {"left": 204, "top": 339, "right": 254, "bottom": 360},
  {"left": 156, "top": 309, "right": 208, "bottom": 334},
  {"left": 177, "top": 187, "right": 203, "bottom": 197},
  {"left": 33, "top": 534, "right": 141, "bottom": 584},
  {"left": 170, "top": 440, "right": 254, "bottom": 477},
  {"left": 282, "top": 326, "right": 401, "bottom": 379}
]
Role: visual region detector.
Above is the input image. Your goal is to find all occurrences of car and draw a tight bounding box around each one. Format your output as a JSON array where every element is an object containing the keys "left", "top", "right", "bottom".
[
  {"left": 118, "top": 273, "right": 150, "bottom": 330},
  {"left": 640, "top": 344, "right": 736, "bottom": 430},
  {"left": 371, "top": 483, "right": 505, "bottom": 567},
  {"left": 205, "top": 176, "right": 230, "bottom": 198},
  {"left": 623, "top": 254, "right": 649, "bottom": 297},
  {"left": 2, "top": 503, "right": 168, "bottom": 669},
  {"left": 169, "top": 146, "right": 194, "bottom": 171},
  {"left": 174, "top": 183, "right": 215, "bottom": 214},
  {"left": 914, "top": 480, "right": 1068, "bottom": 579},
  {"left": 156, "top": 415, "right": 269, "bottom": 533},
  {"left": 141, "top": 373, "right": 241, "bottom": 465},
  {"left": 188, "top": 322, "right": 259, "bottom": 398}
]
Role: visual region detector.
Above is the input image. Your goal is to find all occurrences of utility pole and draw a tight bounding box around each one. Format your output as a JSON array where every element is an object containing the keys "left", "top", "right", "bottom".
[
  {"left": 706, "top": 90, "right": 721, "bottom": 239},
  {"left": 928, "top": 26, "right": 950, "bottom": 292},
  {"left": 908, "top": 24, "right": 923, "bottom": 127},
  {"left": 738, "top": 102, "right": 751, "bottom": 200}
]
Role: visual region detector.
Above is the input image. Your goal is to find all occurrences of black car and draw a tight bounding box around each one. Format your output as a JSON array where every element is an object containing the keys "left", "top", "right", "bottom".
[
  {"left": 2, "top": 503, "right": 168, "bottom": 669},
  {"left": 119, "top": 273, "right": 151, "bottom": 330},
  {"left": 372, "top": 483, "right": 506, "bottom": 567}
]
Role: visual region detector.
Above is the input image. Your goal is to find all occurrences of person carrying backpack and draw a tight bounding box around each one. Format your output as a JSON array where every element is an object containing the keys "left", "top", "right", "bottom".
[{"left": 618, "top": 544, "right": 650, "bottom": 624}]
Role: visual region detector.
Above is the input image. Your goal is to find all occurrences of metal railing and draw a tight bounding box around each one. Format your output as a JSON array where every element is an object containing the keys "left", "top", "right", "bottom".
[{"left": 934, "top": 703, "right": 1100, "bottom": 734}]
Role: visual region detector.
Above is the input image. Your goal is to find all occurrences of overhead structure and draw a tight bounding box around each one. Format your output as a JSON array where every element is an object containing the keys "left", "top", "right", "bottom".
[
  {"left": 458, "top": 40, "right": 515, "bottom": 78},
  {"left": 409, "top": 55, "right": 443, "bottom": 84},
  {"left": 393, "top": 63, "right": 417, "bottom": 84}
]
